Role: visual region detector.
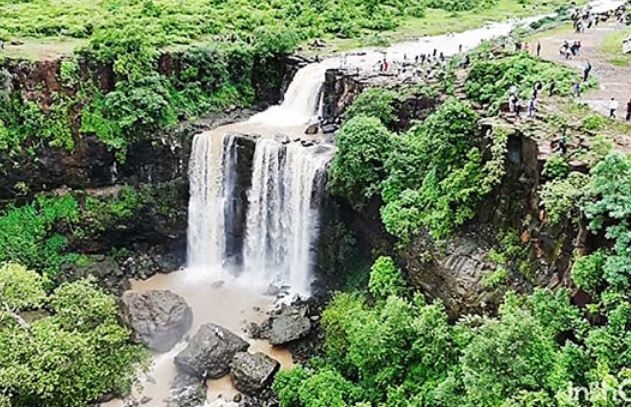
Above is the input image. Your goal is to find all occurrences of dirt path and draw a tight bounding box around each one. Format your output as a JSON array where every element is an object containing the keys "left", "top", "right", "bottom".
[{"left": 532, "top": 20, "right": 631, "bottom": 118}]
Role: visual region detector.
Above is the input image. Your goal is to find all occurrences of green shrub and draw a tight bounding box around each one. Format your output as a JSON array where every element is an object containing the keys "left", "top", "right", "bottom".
[
  {"left": 540, "top": 171, "right": 588, "bottom": 225},
  {"left": 466, "top": 52, "right": 589, "bottom": 112},
  {"left": 0, "top": 274, "right": 147, "bottom": 406},
  {"left": 542, "top": 153, "right": 570, "bottom": 180},
  {"left": 581, "top": 114, "right": 607, "bottom": 131},
  {"left": 368, "top": 256, "right": 407, "bottom": 300},
  {"left": 329, "top": 115, "right": 394, "bottom": 208},
  {"left": 0, "top": 196, "right": 80, "bottom": 280},
  {"left": 0, "top": 263, "right": 47, "bottom": 310},
  {"left": 345, "top": 88, "right": 398, "bottom": 129}
]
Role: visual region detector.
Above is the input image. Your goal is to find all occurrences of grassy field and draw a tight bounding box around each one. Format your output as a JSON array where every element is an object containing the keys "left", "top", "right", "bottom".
[
  {"left": 0, "top": 0, "right": 587, "bottom": 60},
  {"left": 326, "top": 0, "right": 587, "bottom": 51},
  {"left": 600, "top": 25, "right": 631, "bottom": 66}
]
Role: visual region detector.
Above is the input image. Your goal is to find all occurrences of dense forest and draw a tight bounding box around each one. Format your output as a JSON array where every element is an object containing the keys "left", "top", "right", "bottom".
[{"left": 3, "top": 0, "right": 631, "bottom": 406}]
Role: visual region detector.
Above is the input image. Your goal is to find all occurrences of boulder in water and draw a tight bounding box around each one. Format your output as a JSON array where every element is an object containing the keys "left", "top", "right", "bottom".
[
  {"left": 267, "top": 305, "right": 312, "bottom": 345},
  {"left": 167, "top": 372, "right": 207, "bottom": 407},
  {"left": 304, "top": 123, "right": 319, "bottom": 135},
  {"left": 121, "top": 290, "right": 193, "bottom": 352},
  {"left": 174, "top": 323, "right": 249, "bottom": 379},
  {"left": 230, "top": 352, "right": 280, "bottom": 395}
]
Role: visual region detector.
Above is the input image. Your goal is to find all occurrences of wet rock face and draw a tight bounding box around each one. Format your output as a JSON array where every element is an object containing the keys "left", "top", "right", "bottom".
[
  {"left": 230, "top": 352, "right": 280, "bottom": 395},
  {"left": 56, "top": 255, "right": 130, "bottom": 295},
  {"left": 167, "top": 372, "right": 207, "bottom": 407},
  {"left": 121, "top": 290, "right": 193, "bottom": 353},
  {"left": 404, "top": 235, "right": 495, "bottom": 316},
  {"left": 174, "top": 323, "right": 250, "bottom": 379},
  {"left": 223, "top": 134, "right": 257, "bottom": 268}
]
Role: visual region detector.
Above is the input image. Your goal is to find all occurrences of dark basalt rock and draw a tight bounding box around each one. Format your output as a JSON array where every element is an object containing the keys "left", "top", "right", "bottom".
[
  {"left": 56, "top": 255, "right": 130, "bottom": 295},
  {"left": 174, "top": 323, "right": 250, "bottom": 379},
  {"left": 167, "top": 373, "right": 207, "bottom": 407},
  {"left": 230, "top": 352, "right": 280, "bottom": 395},
  {"left": 121, "top": 290, "right": 193, "bottom": 353},
  {"left": 256, "top": 305, "right": 312, "bottom": 346}
]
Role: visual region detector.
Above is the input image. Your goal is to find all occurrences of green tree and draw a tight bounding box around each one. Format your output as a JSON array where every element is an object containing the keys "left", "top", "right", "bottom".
[
  {"left": 329, "top": 115, "right": 393, "bottom": 208},
  {"left": 345, "top": 88, "right": 397, "bottom": 129},
  {"left": 0, "top": 273, "right": 147, "bottom": 406}
]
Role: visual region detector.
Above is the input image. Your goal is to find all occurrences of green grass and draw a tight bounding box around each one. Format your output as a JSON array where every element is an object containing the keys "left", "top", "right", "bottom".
[
  {"left": 0, "top": 0, "right": 587, "bottom": 59},
  {"left": 600, "top": 25, "right": 631, "bottom": 67},
  {"left": 1, "top": 37, "right": 85, "bottom": 60},
  {"left": 524, "top": 22, "right": 575, "bottom": 42},
  {"left": 326, "top": 0, "right": 586, "bottom": 52}
]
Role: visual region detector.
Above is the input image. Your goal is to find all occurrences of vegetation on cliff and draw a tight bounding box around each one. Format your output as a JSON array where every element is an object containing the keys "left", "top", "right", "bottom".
[
  {"left": 0, "top": 183, "right": 184, "bottom": 283},
  {"left": 303, "top": 31, "right": 631, "bottom": 406}
]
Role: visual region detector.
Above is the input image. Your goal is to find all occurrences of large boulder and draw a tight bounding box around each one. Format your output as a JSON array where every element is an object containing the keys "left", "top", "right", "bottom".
[
  {"left": 267, "top": 305, "right": 312, "bottom": 345},
  {"left": 174, "top": 323, "right": 249, "bottom": 379},
  {"left": 230, "top": 352, "right": 280, "bottom": 395},
  {"left": 122, "top": 290, "right": 193, "bottom": 353},
  {"left": 167, "top": 372, "right": 207, "bottom": 407}
]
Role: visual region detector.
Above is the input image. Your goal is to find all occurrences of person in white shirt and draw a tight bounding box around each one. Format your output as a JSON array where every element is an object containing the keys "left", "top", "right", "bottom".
[{"left": 609, "top": 98, "right": 619, "bottom": 118}]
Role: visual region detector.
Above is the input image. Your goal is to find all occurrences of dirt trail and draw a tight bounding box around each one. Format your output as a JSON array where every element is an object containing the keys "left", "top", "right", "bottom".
[{"left": 533, "top": 21, "right": 631, "bottom": 117}]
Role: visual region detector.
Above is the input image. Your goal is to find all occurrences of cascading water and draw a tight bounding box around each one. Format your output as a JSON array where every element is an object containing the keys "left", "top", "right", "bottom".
[
  {"left": 243, "top": 140, "right": 332, "bottom": 295},
  {"left": 186, "top": 131, "right": 227, "bottom": 269},
  {"left": 248, "top": 59, "right": 339, "bottom": 127}
]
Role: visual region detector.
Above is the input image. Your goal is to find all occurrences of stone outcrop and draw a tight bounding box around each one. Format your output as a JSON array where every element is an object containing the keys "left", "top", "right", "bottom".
[
  {"left": 403, "top": 235, "right": 497, "bottom": 316},
  {"left": 260, "top": 305, "right": 312, "bottom": 346},
  {"left": 174, "top": 323, "right": 250, "bottom": 379},
  {"left": 55, "top": 255, "right": 130, "bottom": 295},
  {"left": 321, "top": 68, "right": 440, "bottom": 131},
  {"left": 167, "top": 373, "right": 207, "bottom": 407},
  {"left": 230, "top": 352, "right": 280, "bottom": 395},
  {"left": 121, "top": 290, "right": 193, "bottom": 352}
]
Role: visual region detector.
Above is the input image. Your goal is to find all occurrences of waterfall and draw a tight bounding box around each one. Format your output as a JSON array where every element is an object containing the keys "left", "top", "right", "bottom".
[
  {"left": 243, "top": 139, "right": 332, "bottom": 295},
  {"left": 248, "top": 59, "right": 339, "bottom": 127},
  {"left": 186, "top": 131, "right": 227, "bottom": 269}
]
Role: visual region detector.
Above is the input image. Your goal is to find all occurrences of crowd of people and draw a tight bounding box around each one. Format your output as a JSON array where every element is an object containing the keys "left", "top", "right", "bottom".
[{"left": 508, "top": 4, "right": 631, "bottom": 124}]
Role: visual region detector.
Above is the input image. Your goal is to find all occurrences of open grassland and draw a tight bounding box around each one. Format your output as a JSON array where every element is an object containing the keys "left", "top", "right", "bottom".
[{"left": 0, "top": 0, "right": 584, "bottom": 59}]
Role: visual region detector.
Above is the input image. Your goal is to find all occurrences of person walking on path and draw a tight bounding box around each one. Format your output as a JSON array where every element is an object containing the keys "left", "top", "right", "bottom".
[
  {"left": 536, "top": 42, "right": 541, "bottom": 57},
  {"left": 528, "top": 97, "right": 537, "bottom": 118},
  {"left": 626, "top": 98, "right": 631, "bottom": 121},
  {"left": 609, "top": 98, "right": 619, "bottom": 119},
  {"left": 583, "top": 62, "right": 592, "bottom": 82},
  {"left": 573, "top": 82, "right": 581, "bottom": 98}
]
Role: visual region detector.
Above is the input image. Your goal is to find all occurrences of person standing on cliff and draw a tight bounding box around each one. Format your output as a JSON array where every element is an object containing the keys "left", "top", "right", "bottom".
[
  {"left": 626, "top": 98, "right": 631, "bottom": 121},
  {"left": 528, "top": 97, "right": 537, "bottom": 118},
  {"left": 609, "top": 98, "right": 619, "bottom": 118},
  {"left": 583, "top": 61, "right": 592, "bottom": 82}
]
